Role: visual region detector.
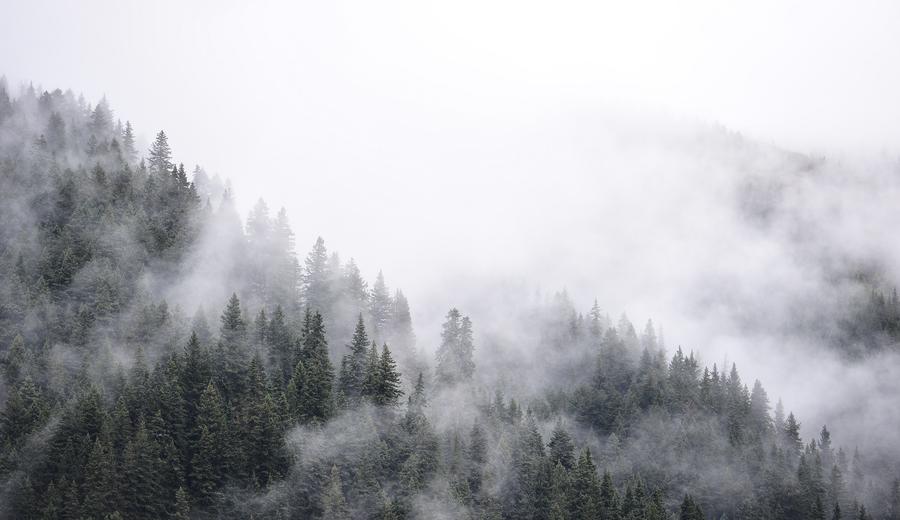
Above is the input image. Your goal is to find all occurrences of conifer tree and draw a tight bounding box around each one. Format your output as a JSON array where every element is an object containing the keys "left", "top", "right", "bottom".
[
  {"left": 122, "top": 121, "right": 136, "bottom": 160},
  {"left": 599, "top": 469, "right": 621, "bottom": 520},
  {"left": 302, "top": 237, "right": 331, "bottom": 313},
  {"left": 121, "top": 419, "right": 165, "bottom": 520},
  {"left": 370, "top": 271, "right": 392, "bottom": 342},
  {"left": 338, "top": 315, "right": 370, "bottom": 407},
  {"left": 81, "top": 438, "right": 117, "bottom": 519},
  {"left": 569, "top": 449, "right": 601, "bottom": 519},
  {"left": 296, "top": 311, "right": 333, "bottom": 423},
  {"left": 389, "top": 289, "right": 416, "bottom": 357},
  {"left": 190, "top": 382, "right": 227, "bottom": 503},
  {"left": 374, "top": 344, "right": 403, "bottom": 406},
  {"left": 322, "top": 465, "right": 350, "bottom": 520},
  {"left": 435, "top": 308, "right": 475, "bottom": 385},
  {"left": 217, "top": 293, "right": 248, "bottom": 400},
  {"left": 785, "top": 412, "right": 803, "bottom": 456},
  {"left": 174, "top": 487, "right": 191, "bottom": 520},
  {"left": 267, "top": 305, "right": 293, "bottom": 381},
  {"left": 679, "top": 495, "right": 704, "bottom": 520},
  {"left": 147, "top": 130, "right": 173, "bottom": 173},
  {"left": 548, "top": 422, "right": 575, "bottom": 470}
]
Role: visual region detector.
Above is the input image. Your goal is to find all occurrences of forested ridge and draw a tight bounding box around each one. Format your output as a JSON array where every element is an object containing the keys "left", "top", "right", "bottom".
[{"left": 0, "top": 80, "right": 899, "bottom": 520}]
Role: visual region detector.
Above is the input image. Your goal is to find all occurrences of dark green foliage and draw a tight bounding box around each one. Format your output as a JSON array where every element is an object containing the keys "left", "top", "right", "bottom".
[
  {"left": 547, "top": 422, "right": 575, "bottom": 470},
  {"left": 679, "top": 494, "right": 704, "bottom": 520},
  {"left": 295, "top": 310, "right": 334, "bottom": 423},
  {"left": 372, "top": 344, "right": 403, "bottom": 406},
  {"left": 338, "top": 315, "right": 370, "bottom": 407}
]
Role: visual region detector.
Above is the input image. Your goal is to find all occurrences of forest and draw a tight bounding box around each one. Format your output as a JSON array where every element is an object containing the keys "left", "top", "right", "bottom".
[{"left": 1, "top": 80, "right": 899, "bottom": 520}]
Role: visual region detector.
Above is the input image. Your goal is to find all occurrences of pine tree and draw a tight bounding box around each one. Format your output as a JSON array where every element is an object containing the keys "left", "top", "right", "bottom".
[
  {"left": 296, "top": 311, "right": 333, "bottom": 423},
  {"left": 599, "top": 469, "right": 621, "bottom": 520},
  {"left": 785, "top": 412, "right": 803, "bottom": 456},
  {"left": 286, "top": 360, "right": 305, "bottom": 421},
  {"left": 363, "top": 342, "right": 380, "bottom": 400},
  {"left": 679, "top": 494, "right": 704, "bottom": 520},
  {"left": 322, "top": 465, "right": 350, "bottom": 520},
  {"left": 268, "top": 305, "right": 293, "bottom": 382},
  {"left": 547, "top": 422, "right": 575, "bottom": 470},
  {"left": 569, "top": 449, "right": 601, "bottom": 519},
  {"left": 435, "top": 308, "right": 475, "bottom": 385},
  {"left": 122, "top": 121, "right": 136, "bottom": 160},
  {"left": 246, "top": 391, "right": 287, "bottom": 487},
  {"left": 174, "top": 487, "right": 190, "bottom": 520},
  {"left": 337, "top": 315, "right": 370, "bottom": 407},
  {"left": 121, "top": 419, "right": 165, "bottom": 520},
  {"left": 302, "top": 237, "right": 331, "bottom": 313},
  {"left": 190, "top": 382, "right": 227, "bottom": 503},
  {"left": 217, "top": 293, "right": 248, "bottom": 401},
  {"left": 370, "top": 271, "right": 392, "bottom": 342},
  {"left": 0, "top": 376, "right": 48, "bottom": 446},
  {"left": 147, "top": 130, "right": 173, "bottom": 173},
  {"left": 81, "top": 438, "right": 117, "bottom": 519},
  {"left": 374, "top": 344, "right": 403, "bottom": 406},
  {"left": 468, "top": 421, "right": 487, "bottom": 494},
  {"left": 389, "top": 289, "right": 416, "bottom": 358}
]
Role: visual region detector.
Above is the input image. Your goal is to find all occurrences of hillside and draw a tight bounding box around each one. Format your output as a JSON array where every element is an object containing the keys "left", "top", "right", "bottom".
[{"left": 0, "top": 80, "right": 898, "bottom": 520}]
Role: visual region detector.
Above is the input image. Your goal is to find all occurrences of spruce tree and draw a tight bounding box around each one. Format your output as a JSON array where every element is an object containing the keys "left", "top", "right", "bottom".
[
  {"left": 174, "top": 487, "right": 191, "bottom": 520},
  {"left": 435, "top": 308, "right": 475, "bottom": 385},
  {"left": 121, "top": 420, "right": 165, "bottom": 520},
  {"left": 569, "top": 449, "right": 601, "bottom": 519},
  {"left": 322, "top": 465, "right": 350, "bottom": 520},
  {"left": 81, "top": 438, "right": 117, "bottom": 519},
  {"left": 217, "top": 293, "right": 248, "bottom": 401},
  {"left": 548, "top": 422, "right": 575, "bottom": 470},
  {"left": 147, "top": 130, "right": 173, "bottom": 173},
  {"left": 337, "top": 315, "right": 370, "bottom": 407},
  {"left": 302, "top": 237, "right": 331, "bottom": 313},
  {"left": 190, "top": 382, "right": 227, "bottom": 503},
  {"left": 389, "top": 289, "right": 416, "bottom": 358},
  {"left": 374, "top": 344, "right": 403, "bottom": 406},
  {"left": 370, "top": 271, "right": 392, "bottom": 342},
  {"left": 679, "top": 494, "right": 704, "bottom": 520},
  {"left": 296, "top": 311, "right": 333, "bottom": 423},
  {"left": 122, "top": 121, "right": 136, "bottom": 160}
]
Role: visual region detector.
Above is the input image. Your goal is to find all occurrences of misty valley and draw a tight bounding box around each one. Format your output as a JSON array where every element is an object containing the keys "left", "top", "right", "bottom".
[{"left": 1, "top": 81, "right": 899, "bottom": 520}]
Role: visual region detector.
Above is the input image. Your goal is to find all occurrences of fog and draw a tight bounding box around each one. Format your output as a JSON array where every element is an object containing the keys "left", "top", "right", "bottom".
[{"left": 3, "top": 0, "right": 900, "bottom": 474}]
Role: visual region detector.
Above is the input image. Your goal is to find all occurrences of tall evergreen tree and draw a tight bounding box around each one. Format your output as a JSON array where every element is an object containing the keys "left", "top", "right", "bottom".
[
  {"left": 370, "top": 271, "right": 392, "bottom": 342},
  {"left": 373, "top": 344, "right": 403, "bottom": 406},
  {"left": 296, "top": 310, "right": 333, "bottom": 423},
  {"left": 337, "top": 315, "right": 370, "bottom": 407},
  {"left": 435, "top": 308, "right": 475, "bottom": 385},
  {"left": 147, "top": 130, "right": 173, "bottom": 173},
  {"left": 302, "top": 237, "right": 331, "bottom": 313},
  {"left": 322, "top": 465, "right": 350, "bottom": 520},
  {"left": 190, "top": 382, "right": 227, "bottom": 503}
]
